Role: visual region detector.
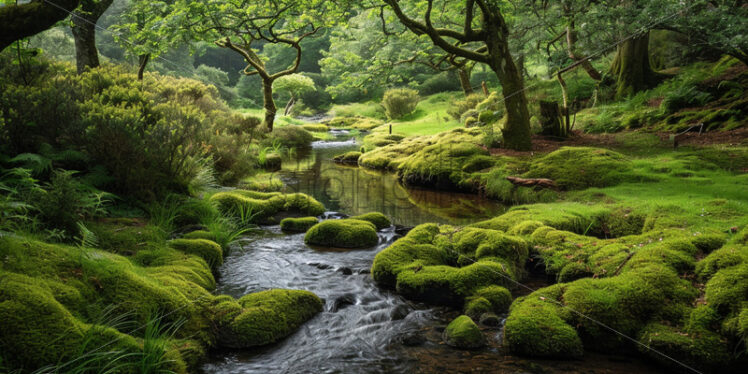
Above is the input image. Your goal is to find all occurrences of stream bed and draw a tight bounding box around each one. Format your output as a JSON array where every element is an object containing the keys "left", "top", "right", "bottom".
[{"left": 201, "top": 130, "right": 665, "bottom": 374}]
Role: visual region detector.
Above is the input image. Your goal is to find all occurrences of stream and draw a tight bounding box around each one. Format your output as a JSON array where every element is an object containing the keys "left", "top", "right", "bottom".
[{"left": 201, "top": 130, "right": 665, "bottom": 374}]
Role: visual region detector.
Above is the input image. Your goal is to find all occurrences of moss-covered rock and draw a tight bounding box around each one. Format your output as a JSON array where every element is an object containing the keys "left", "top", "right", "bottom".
[
  {"left": 442, "top": 315, "right": 485, "bottom": 349},
  {"left": 695, "top": 244, "right": 748, "bottom": 280},
  {"left": 399, "top": 142, "right": 489, "bottom": 190},
  {"left": 210, "top": 190, "right": 325, "bottom": 224},
  {"left": 504, "top": 285, "right": 584, "bottom": 358},
  {"left": 359, "top": 135, "right": 429, "bottom": 170},
  {"left": 213, "top": 289, "right": 323, "bottom": 348},
  {"left": 261, "top": 153, "right": 282, "bottom": 172},
  {"left": 349, "top": 212, "right": 391, "bottom": 230},
  {"left": 302, "top": 124, "right": 329, "bottom": 132},
  {"left": 169, "top": 239, "right": 223, "bottom": 270},
  {"left": 332, "top": 151, "right": 362, "bottom": 165},
  {"left": 280, "top": 216, "right": 319, "bottom": 233},
  {"left": 524, "top": 147, "right": 633, "bottom": 190},
  {"left": 638, "top": 323, "right": 733, "bottom": 372},
  {"left": 304, "top": 219, "right": 379, "bottom": 248}
]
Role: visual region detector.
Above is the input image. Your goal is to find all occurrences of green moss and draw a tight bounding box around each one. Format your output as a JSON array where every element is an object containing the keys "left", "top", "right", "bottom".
[
  {"left": 371, "top": 224, "right": 449, "bottom": 287},
  {"left": 696, "top": 245, "right": 748, "bottom": 280},
  {"left": 302, "top": 124, "right": 329, "bottom": 132},
  {"left": 704, "top": 263, "right": 748, "bottom": 316},
  {"left": 399, "top": 141, "right": 488, "bottom": 191},
  {"left": 332, "top": 151, "right": 362, "bottom": 165},
  {"left": 464, "top": 297, "right": 493, "bottom": 320},
  {"left": 349, "top": 212, "right": 391, "bottom": 230},
  {"left": 183, "top": 230, "right": 217, "bottom": 241},
  {"left": 443, "top": 315, "right": 485, "bottom": 349},
  {"left": 359, "top": 135, "right": 429, "bottom": 170},
  {"left": 304, "top": 219, "right": 379, "bottom": 248},
  {"left": 168, "top": 239, "right": 223, "bottom": 270},
  {"left": 280, "top": 216, "right": 319, "bottom": 233},
  {"left": 638, "top": 323, "right": 732, "bottom": 372},
  {"left": 472, "top": 285, "right": 512, "bottom": 313},
  {"left": 524, "top": 147, "right": 634, "bottom": 190},
  {"left": 88, "top": 219, "right": 166, "bottom": 255},
  {"left": 213, "top": 289, "right": 323, "bottom": 348},
  {"left": 690, "top": 232, "right": 728, "bottom": 253},
  {"left": 326, "top": 116, "right": 383, "bottom": 130},
  {"left": 210, "top": 190, "right": 325, "bottom": 224},
  {"left": 558, "top": 262, "right": 593, "bottom": 283},
  {"left": 395, "top": 261, "right": 514, "bottom": 306},
  {"left": 504, "top": 285, "right": 584, "bottom": 358},
  {"left": 461, "top": 155, "right": 495, "bottom": 173}
]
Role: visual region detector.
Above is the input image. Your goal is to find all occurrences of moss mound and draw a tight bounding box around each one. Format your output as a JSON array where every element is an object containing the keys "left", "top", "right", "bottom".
[
  {"left": 442, "top": 315, "right": 485, "bottom": 349},
  {"left": 210, "top": 190, "right": 325, "bottom": 224},
  {"left": 371, "top": 224, "right": 526, "bottom": 307},
  {"left": 327, "top": 116, "right": 383, "bottom": 131},
  {"left": 213, "top": 289, "right": 323, "bottom": 348},
  {"left": 349, "top": 212, "right": 391, "bottom": 230},
  {"left": 280, "top": 216, "right": 319, "bottom": 233},
  {"left": 304, "top": 219, "right": 379, "bottom": 248},
  {"left": 332, "top": 151, "right": 362, "bottom": 165},
  {"left": 399, "top": 142, "right": 489, "bottom": 190},
  {"left": 183, "top": 230, "right": 217, "bottom": 241},
  {"left": 524, "top": 147, "right": 633, "bottom": 190},
  {"left": 169, "top": 238, "right": 223, "bottom": 270},
  {"left": 302, "top": 124, "right": 329, "bottom": 132},
  {"left": 0, "top": 234, "right": 219, "bottom": 372}
]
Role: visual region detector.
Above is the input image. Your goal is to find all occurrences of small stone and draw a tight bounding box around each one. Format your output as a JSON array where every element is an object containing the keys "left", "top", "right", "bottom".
[
  {"left": 331, "top": 293, "right": 356, "bottom": 312},
  {"left": 479, "top": 312, "right": 500, "bottom": 327},
  {"left": 390, "top": 304, "right": 411, "bottom": 320},
  {"left": 338, "top": 267, "right": 353, "bottom": 275}
]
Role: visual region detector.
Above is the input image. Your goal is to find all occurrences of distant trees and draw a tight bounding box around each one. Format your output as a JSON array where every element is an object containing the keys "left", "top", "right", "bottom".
[
  {"left": 379, "top": 0, "right": 532, "bottom": 150},
  {"left": 170, "top": 0, "right": 343, "bottom": 131}
]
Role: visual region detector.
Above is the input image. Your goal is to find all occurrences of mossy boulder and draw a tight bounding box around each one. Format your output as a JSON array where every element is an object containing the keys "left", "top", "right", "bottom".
[
  {"left": 332, "top": 151, "right": 362, "bottom": 165},
  {"left": 213, "top": 289, "right": 323, "bottom": 348},
  {"left": 261, "top": 153, "right": 282, "bottom": 172},
  {"left": 359, "top": 135, "right": 430, "bottom": 170},
  {"left": 280, "top": 216, "right": 319, "bottom": 233},
  {"left": 399, "top": 142, "right": 489, "bottom": 190},
  {"left": 304, "top": 219, "right": 379, "bottom": 248},
  {"left": 504, "top": 286, "right": 584, "bottom": 358},
  {"left": 443, "top": 315, "right": 485, "bottom": 349},
  {"left": 210, "top": 190, "right": 325, "bottom": 224},
  {"left": 349, "top": 212, "right": 391, "bottom": 230},
  {"left": 638, "top": 323, "right": 733, "bottom": 372},
  {"left": 169, "top": 239, "right": 223, "bottom": 270},
  {"left": 372, "top": 224, "right": 525, "bottom": 308},
  {"left": 524, "top": 147, "right": 633, "bottom": 190}
]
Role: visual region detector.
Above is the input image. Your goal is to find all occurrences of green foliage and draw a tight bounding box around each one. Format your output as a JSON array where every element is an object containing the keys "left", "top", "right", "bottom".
[
  {"left": 447, "top": 94, "right": 484, "bottom": 120},
  {"left": 382, "top": 88, "right": 420, "bottom": 120},
  {"left": 524, "top": 147, "right": 633, "bottom": 190},
  {"left": 274, "top": 74, "right": 316, "bottom": 98},
  {"left": 304, "top": 219, "right": 379, "bottom": 248},
  {"left": 210, "top": 190, "right": 325, "bottom": 224}
]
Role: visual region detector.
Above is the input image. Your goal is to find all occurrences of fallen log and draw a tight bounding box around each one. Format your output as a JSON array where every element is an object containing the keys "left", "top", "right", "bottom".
[{"left": 506, "top": 176, "right": 558, "bottom": 190}]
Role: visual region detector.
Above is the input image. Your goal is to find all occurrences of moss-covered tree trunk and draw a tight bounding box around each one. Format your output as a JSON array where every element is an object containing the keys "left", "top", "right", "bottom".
[
  {"left": 609, "top": 32, "right": 663, "bottom": 98},
  {"left": 262, "top": 78, "right": 277, "bottom": 131},
  {"left": 457, "top": 67, "right": 474, "bottom": 96},
  {"left": 71, "top": 0, "right": 113, "bottom": 74},
  {"left": 0, "top": 0, "right": 82, "bottom": 51}
]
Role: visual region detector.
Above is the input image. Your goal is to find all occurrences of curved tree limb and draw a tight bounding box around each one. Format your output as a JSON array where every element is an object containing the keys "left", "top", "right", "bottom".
[{"left": 0, "top": 0, "right": 82, "bottom": 51}]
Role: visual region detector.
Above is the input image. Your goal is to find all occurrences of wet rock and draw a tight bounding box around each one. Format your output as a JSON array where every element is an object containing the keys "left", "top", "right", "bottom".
[
  {"left": 394, "top": 225, "right": 413, "bottom": 237},
  {"left": 479, "top": 313, "right": 501, "bottom": 327},
  {"left": 358, "top": 269, "right": 371, "bottom": 274},
  {"left": 331, "top": 293, "right": 356, "bottom": 312},
  {"left": 442, "top": 315, "right": 485, "bottom": 349},
  {"left": 390, "top": 304, "right": 411, "bottom": 320},
  {"left": 399, "top": 331, "right": 426, "bottom": 346},
  {"left": 308, "top": 262, "right": 332, "bottom": 270},
  {"left": 337, "top": 267, "right": 353, "bottom": 275}
]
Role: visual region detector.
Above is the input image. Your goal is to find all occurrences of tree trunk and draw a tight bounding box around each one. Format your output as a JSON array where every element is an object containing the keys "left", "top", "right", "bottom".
[
  {"left": 609, "top": 32, "right": 663, "bottom": 98},
  {"left": 137, "top": 54, "right": 149, "bottom": 81},
  {"left": 457, "top": 67, "right": 474, "bottom": 96},
  {"left": 0, "top": 0, "right": 82, "bottom": 51},
  {"left": 262, "top": 78, "right": 277, "bottom": 131},
  {"left": 284, "top": 95, "right": 296, "bottom": 116},
  {"left": 566, "top": 26, "right": 601, "bottom": 81},
  {"left": 539, "top": 101, "right": 564, "bottom": 137},
  {"left": 71, "top": 0, "right": 113, "bottom": 74}
]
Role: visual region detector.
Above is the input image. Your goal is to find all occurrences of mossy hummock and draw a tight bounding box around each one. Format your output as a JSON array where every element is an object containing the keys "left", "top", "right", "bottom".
[
  {"left": 332, "top": 151, "right": 362, "bottom": 165},
  {"left": 213, "top": 289, "right": 323, "bottom": 348},
  {"left": 304, "top": 219, "right": 379, "bottom": 248},
  {"left": 169, "top": 238, "right": 223, "bottom": 270},
  {"left": 280, "top": 216, "right": 319, "bottom": 233},
  {"left": 349, "top": 212, "right": 391, "bottom": 230},
  {"left": 210, "top": 189, "right": 325, "bottom": 224}
]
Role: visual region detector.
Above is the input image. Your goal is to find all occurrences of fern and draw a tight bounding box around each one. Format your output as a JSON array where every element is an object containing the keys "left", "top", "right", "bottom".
[{"left": 9, "top": 153, "right": 52, "bottom": 176}]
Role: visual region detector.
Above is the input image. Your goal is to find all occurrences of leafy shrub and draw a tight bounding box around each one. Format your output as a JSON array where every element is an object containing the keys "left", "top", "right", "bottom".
[
  {"left": 382, "top": 88, "right": 420, "bottom": 119},
  {"left": 661, "top": 84, "right": 713, "bottom": 114},
  {"left": 448, "top": 94, "right": 484, "bottom": 120},
  {"left": 263, "top": 126, "right": 314, "bottom": 149},
  {"left": 419, "top": 72, "right": 461, "bottom": 95}
]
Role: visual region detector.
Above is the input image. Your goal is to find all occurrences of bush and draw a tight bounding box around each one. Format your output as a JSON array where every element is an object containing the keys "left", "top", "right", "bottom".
[
  {"left": 419, "top": 72, "right": 461, "bottom": 95},
  {"left": 448, "top": 94, "right": 484, "bottom": 120},
  {"left": 382, "top": 88, "right": 420, "bottom": 119}
]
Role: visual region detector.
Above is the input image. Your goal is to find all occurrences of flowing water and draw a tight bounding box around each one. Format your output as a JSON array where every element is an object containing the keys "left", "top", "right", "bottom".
[{"left": 201, "top": 130, "right": 664, "bottom": 374}]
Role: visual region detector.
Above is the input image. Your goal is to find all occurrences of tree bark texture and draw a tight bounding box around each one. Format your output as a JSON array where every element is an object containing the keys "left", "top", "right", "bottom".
[
  {"left": 0, "top": 0, "right": 82, "bottom": 51},
  {"left": 71, "top": 0, "right": 114, "bottom": 74},
  {"left": 609, "top": 32, "right": 663, "bottom": 98}
]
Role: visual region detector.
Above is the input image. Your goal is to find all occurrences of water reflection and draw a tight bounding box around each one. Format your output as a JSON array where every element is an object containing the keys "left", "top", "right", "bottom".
[{"left": 276, "top": 134, "right": 505, "bottom": 226}]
